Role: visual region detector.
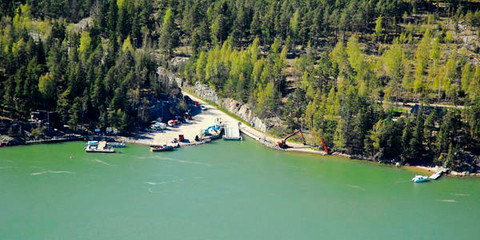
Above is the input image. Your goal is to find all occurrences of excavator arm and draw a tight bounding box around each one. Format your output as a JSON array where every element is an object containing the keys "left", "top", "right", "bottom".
[
  {"left": 278, "top": 129, "right": 306, "bottom": 148},
  {"left": 277, "top": 129, "right": 328, "bottom": 154}
]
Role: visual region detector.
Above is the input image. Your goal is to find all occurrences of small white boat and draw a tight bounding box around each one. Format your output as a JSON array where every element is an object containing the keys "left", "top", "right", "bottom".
[{"left": 412, "top": 175, "right": 429, "bottom": 183}]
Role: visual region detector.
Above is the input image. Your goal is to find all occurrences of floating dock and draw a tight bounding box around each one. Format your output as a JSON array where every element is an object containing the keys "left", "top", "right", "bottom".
[
  {"left": 224, "top": 123, "right": 242, "bottom": 140},
  {"left": 429, "top": 168, "right": 449, "bottom": 180},
  {"left": 86, "top": 141, "right": 115, "bottom": 153}
]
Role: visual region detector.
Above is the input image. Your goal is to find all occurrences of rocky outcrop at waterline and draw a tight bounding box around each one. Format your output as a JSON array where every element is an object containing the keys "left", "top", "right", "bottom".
[{"left": 172, "top": 71, "right": 272, "bottom": 133}]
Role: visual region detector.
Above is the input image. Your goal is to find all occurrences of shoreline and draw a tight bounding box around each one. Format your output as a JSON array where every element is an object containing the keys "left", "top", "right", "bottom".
[
  {"left": 3, "top": 93, "right": 478, "bottom": 177},
  {"left": 179, "top": 92, "right": 480, "bottom": 177},
  {"left": 182, "top": 91, "right": 328, "bottom": 155}
]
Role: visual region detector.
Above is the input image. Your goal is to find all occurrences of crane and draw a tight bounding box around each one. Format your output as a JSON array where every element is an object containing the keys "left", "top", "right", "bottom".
[{"left": 277, "top": 129, "right": 306, "bottom": 149}]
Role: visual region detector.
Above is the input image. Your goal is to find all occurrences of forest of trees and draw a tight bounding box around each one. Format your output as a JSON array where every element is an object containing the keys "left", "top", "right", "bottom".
[
  {"left": 183, "top": 32, "right": 480, "bottom": 171},
  {"left": 1, "top": 0, "right": 480, "bottom": 171},
  {"left": 0, "top": 1, "right": 183, "bottom": 133}
]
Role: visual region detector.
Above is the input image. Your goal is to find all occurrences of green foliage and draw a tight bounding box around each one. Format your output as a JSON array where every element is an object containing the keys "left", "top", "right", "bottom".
[
  {"left": 122, "top": 36, "right": 134, "bottom": 53},
  {"left": 436, "top": 110, "right": 463, "bottom": 158},
  {"left": 366, "top": 117, "right": 404, "bottom": 160},
  {"left": 444, "top": 31, "right": 454, "bottom": 43},
  {"left": 374, "top": 16, "right": 383, "bottom": 42},
  {"left": 255, "top": 81, "right": 279, "bottom": 118},
  {"left": 78, "top": 31, "right": 91, "bottom": 60},
  {"left": 0, "top": 3, "right": 182, "bottom": 133},
  {"left": 185, "top": 38, "right": 286, "bottom": 117},
  {"left": 159, "top": 8, "right": 179, "bottom": 57},
  {"left": 382, "top": 41, "right": 404, "bottom": 84},
  {"left": 2, "top": 1, "right": 480, "bottom": 171},
  {"left": 38, "top": 73, "right": 56, "bottom": 101},
  {"left": 30, "top": 127, "right": 46, "bottom": 139}
]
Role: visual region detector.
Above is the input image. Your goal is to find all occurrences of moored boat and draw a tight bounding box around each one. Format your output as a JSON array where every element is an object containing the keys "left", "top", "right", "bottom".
[
  {"left": 412, "top": 175, "right": 429, "bottom": 183},
  {"left": 201, "top": 124, "right": 223, "bottom": 140},
  {"left": 150, "top": 145, "right": 174, "bottom": 152},
  {"left": 107, "top": 141, "right": 126, "bottom": 148}
]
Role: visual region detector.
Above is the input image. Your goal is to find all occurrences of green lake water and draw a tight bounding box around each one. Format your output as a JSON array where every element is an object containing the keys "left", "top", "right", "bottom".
[{"left": 0, "top": 137, "right": 479, "bottom": 239}]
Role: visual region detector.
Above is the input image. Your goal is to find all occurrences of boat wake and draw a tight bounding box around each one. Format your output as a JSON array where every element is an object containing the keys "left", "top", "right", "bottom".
[
  {"left": 94, "top": 159, "right": 114, "bottom": 166},
  {"left": 31, "top": 170, "right": 74, "bottom": 176},
  {"left": 144, "top": 176, "right": 191, "bottom": 193},
  {"left": 145, "top": 181, "right": 168, "bottom": 185},
  {"left": 437, "top": 199, "right": 456, "bottom": 203},
  {"left": 0, "top": 166, "right": 14, "bottom": 170},
  {"left": 346, "top": 184, "right": 366, "bottom": 191},
  {"left": 147, "top": 187, "right": 162, "bottom": 193},
  {"left": 450, "top": 193, "right": 469, "bottom": 197},
  {"left": 158, "top": 157, "right": 212, "bottom": 167},
  {"left": 50, "top": 171, "right": 73, "bottom": 174}
]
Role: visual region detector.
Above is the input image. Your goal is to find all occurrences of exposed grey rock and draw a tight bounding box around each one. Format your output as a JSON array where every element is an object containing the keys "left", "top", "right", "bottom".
[
  {"left": 157, "top": 67, "right": 180, "bottom": 88},
  {"left": 193, "top": 83, "right": 269, "bottom": 132},
  {"left": 170, "top": 57, "right": 189, "bottom": 70},
  {"left": 194, "top": 83, "right": 219, "bottom": 104},
  {"left": 251, "top": 117, "right": 267, "bottom": 132}
]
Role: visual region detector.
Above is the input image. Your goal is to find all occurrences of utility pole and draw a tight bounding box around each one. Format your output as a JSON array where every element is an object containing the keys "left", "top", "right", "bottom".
[{"left": 35, "top": 110, "right": 55, "bottom": 132}]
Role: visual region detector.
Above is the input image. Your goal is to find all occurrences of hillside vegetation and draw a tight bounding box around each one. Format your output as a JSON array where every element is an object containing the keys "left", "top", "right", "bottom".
[{"left": 1, "top": 0, "right": 480, "bottom": 171}]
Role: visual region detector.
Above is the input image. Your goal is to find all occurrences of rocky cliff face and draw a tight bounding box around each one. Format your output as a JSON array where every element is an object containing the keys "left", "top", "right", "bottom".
[
  {"left": 190, "top": 82, "right": 270, "bottom": 133},
  {"left": 171, "top": 69, "right": 272, "bottom": 133},
  {"left": 218, "top": 98, "right": 268, "bottom": 132},
  {"left": 193, "top": 82, "right": 219, "bottom": 104}
]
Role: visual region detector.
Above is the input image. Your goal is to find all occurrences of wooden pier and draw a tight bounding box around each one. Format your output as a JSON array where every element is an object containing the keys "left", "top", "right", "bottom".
[{"left": 25, "top": 135, "right": 83, "bottom": 145}]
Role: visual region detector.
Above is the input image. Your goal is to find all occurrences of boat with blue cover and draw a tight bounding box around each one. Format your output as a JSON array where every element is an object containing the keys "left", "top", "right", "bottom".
[{"left": 412, "top": 175, "right": 429, "bottom": 183}]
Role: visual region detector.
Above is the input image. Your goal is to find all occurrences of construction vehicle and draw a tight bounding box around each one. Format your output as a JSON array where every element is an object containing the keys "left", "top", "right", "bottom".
[
  {"left": 277, "top": 129, "right": 329, "bottom": 154},
  {"left": 277, "top": 129, "right": 306, "bottom": 149}
]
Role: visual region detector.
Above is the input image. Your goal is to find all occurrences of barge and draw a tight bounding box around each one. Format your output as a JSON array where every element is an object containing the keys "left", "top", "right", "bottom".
[{"left": 85, "top": 141, "right": 115, "bottom": 153}]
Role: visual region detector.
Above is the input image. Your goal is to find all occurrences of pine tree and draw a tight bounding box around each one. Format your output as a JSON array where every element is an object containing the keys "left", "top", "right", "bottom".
[
  {"left": 107, "top": 0, "right": 118, "bottom": 35},
  {"left": 159, "top": 8, "right": 179, "bottom": 58},
  {"left": 38, "top": 73, "right": 56, "bottom": 102},
  {"left": 374, "top": 16, "right": 383, "bottom": 42},
  {"left": 409, "top": 109, "right": 425, "bottom": 163},
  {"left": 436, "top": 110, "right": 462, "bottom": 157}
]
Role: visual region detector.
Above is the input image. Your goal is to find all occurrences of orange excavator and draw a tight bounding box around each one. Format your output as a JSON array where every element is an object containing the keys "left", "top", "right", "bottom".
[
  {"left": 277, "top": 129, "right": 306, "bottom": 149},
  {"left": 277, "top": 129, "right": 329, "bottom": 154}
]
